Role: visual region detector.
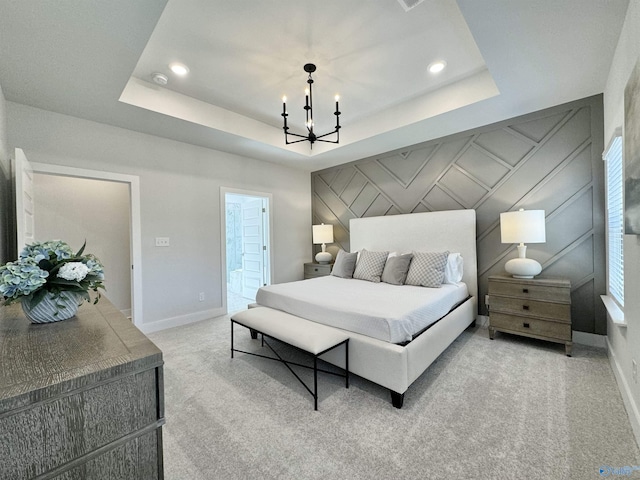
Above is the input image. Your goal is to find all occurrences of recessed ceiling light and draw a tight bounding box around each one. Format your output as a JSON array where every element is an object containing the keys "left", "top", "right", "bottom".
[
  {"left": 169, "top": 63, "right": 189, "bottom": 76},
  {"left": 428, "top": 61, "right": 446, "bottom": 74}
]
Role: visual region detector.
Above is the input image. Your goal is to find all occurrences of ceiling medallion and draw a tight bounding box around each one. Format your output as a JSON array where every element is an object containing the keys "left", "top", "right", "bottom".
[{"left": 281, "top": 64, "right": 341, "bottom": 149}]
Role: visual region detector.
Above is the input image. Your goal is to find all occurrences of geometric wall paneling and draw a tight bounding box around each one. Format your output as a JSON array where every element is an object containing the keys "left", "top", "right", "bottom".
[{"left": 311, "top": 95, "right": 605, "bottom": 333}]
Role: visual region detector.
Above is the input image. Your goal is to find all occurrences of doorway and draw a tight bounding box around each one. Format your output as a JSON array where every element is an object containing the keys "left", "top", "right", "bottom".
[
  {"left": 25, "top": 159, "right": 143, "bottom": 325},
  {"left": 222, "top": 189, "right": 272, "bottom": 313},
  {"left": 33, "top": 174, "right": 132, "bottom": 317}
]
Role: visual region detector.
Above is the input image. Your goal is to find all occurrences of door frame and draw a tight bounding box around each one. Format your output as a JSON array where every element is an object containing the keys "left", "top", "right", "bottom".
[
  {"left": 220, "top": 187, "right": 273, "bottom": 313},
  {"left": 31, "top": 162, "right": 143, "bottom": 326}
]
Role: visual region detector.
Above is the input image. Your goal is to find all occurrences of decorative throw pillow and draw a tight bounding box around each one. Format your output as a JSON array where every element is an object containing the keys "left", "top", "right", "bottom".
[
  {"left": 330, "top": 249, "right": 358, "bottom": 278},
  {"left": 443, "top": 252, "right": 464, "bottom": 284},
  {"left": 405, "top": 251, "right": 450, "bottom": 287},
  {"left": 353, "top": 249, "right": 389, "bottom": 283},
  {"left": 381, "top": 253, "right": 413, "bottom": 285}
]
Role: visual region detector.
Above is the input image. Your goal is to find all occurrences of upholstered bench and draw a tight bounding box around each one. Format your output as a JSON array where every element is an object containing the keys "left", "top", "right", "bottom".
[{"left": 230, "top": 307, "right": 349, "bottom": 410}]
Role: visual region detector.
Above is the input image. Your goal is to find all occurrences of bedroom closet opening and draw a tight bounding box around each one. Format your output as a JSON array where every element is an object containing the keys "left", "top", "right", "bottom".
[
  {"left": 223, "top": 191, "right": 271, "bottom": 313},
  {"left": 31, "top": 173, "right": 132, "bottom": 317}
]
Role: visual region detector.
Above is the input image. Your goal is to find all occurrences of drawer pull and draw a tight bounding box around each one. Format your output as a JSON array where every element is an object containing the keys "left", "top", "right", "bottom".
[
  {"left": 523, "top": 322, "right": 530, "bottom": 328},
  {"left": 522, "top": 305, "right": 530, "bottom": 311},
  {"left": 522, "top": 288, "right": 529, "bottom": 293},
  {"left": 314, "top": 268, "right": 318, "bottom": 272}
]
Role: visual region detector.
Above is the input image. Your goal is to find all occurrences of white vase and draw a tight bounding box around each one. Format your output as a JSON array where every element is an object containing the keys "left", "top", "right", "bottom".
[{"left": 21, "top": 291, "right": 82, "bottom": 324}]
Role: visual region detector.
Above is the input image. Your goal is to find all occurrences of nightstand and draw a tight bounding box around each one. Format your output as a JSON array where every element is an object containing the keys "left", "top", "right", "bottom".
[
  {"left": 488, "top": 274, "right": 572, "bottom": 356},
  {"left": 304, "top": 262, "right": 332, "bottom": 279}
]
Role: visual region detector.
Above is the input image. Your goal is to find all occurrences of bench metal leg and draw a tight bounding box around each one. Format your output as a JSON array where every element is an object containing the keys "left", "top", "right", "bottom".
[
  {"left": 314, "top": 356, "right": 318, "bottom": 411},
  {"left": 231, "top": 320, "right": 234, "bottom": 358}
]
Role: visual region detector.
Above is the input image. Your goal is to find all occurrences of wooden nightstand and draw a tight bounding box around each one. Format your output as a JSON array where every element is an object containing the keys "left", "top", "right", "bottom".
[
  {"left": 304, "top": 262, "right": 332, "bottom": 279},
  {"left": 488, "top": 274, "right": 572, "bottom": 356}
]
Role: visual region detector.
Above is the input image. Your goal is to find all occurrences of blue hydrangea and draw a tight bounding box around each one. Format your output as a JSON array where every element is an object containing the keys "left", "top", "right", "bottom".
[
  {"left": 20, "top": 240, "right": 74, "bottom": 263},
  {"left": 84, "top": 254, "right": 105, "bottom": 280},
  {"left": 0, "top": 260, "right": 48, "bottom": 299}
]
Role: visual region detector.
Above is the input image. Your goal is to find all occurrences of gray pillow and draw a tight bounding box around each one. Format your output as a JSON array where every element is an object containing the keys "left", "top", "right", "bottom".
[
  {"left": 405, "top": 251, "right": 449, "bottom": 287},
  {"left": 381, "top": 254, "right": 413, "bottom": 285},
  {"left": 330, "top": 250, "right": 358, "bottom": 278},
  {"left": 353, "top": 249, "right": 389, "bottom": 283}
]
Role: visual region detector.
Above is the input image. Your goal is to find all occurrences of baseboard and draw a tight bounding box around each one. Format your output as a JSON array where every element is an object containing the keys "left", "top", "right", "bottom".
[
  {"left": 572, "top": 330, "right": 606, "bottom": 348},
  {"left": 607, "top": 337, "right": 640, "bottom": 449},
  {"left": 138, "top": 307, "right": 227, "bottom": 334},
  {"left": 120, "top": 308, "right": 132, "bottom": 319}
]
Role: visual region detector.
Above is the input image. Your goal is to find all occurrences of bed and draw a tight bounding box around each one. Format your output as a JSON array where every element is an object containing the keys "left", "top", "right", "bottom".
[{"left": 256, "top": 209, "right": 477, "bottom": 408}]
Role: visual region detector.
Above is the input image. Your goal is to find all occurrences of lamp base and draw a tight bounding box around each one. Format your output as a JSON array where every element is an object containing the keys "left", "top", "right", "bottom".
[
  {"left": 315, "top": 251, "right": 333, "bottom": 264},
  {"left": 505, "top": 258, "right": 542, "bottom": 279}
]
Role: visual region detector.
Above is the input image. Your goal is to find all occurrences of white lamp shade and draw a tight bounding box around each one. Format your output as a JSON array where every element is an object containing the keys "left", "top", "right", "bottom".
[
  {"left": 312, "top": 224, "right": 334, "bottom": 244},
  {"left": 500, "top": 210, "right": 546, "bottom": 244}
]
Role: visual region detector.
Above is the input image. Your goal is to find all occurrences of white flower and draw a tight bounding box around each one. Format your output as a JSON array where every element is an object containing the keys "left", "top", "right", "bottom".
[{"left": 57, "top": 262, "right": 90, "bottom": 282}]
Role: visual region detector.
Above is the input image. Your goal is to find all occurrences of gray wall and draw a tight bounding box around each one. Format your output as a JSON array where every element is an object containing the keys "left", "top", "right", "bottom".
[
  {"left": 312, "top": 95, "right": 605, "bottom": 334},
  {"left": 603, "top": 0, "right": 640, "bottom": 443},
  {"left": 0, "top": 84, "right": 10, "bottom": 264}
]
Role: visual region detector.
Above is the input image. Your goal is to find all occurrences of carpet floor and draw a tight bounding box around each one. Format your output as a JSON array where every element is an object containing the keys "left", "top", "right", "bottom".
[{"left": 149, "top": 315, "right": 640, "bottom": 480}]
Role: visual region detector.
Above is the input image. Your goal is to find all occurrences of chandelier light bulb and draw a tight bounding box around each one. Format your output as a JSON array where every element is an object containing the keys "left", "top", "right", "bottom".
[{"left": 335, "top": 95, "right": 340, "bottom": 102}]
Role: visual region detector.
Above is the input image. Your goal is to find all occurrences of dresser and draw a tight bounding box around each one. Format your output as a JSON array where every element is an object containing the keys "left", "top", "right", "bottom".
[
  {"left": 304, "top": 262, "right": 332, "bottom": 279},
  {"left": 488, "top": 274, "right": 572, "bottom": 356},
  {"left": 0, "top": 298, "right": 165, "bottom": 479}
]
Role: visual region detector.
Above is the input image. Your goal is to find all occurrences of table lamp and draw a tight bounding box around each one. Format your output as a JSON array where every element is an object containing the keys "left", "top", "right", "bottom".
[
  {"left": 500, "top": 209, "right": 546, "bottom": 278},
  {"left": 312, "top": 223, "right": 334, "bottom": 264}
]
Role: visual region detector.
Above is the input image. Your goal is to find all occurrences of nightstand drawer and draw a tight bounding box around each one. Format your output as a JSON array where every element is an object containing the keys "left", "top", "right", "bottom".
[
  {"left": 490, "top": 312, "right": 571, "bottom": 341},
  {"left": 488, "top": 282, "right": 569, "bottom": 303},
  {"left": 490, "top": 296, "right": 571, "bottom": 322},
  {"left": 304, "top": 263, "right": 332, "bottom": 278}
]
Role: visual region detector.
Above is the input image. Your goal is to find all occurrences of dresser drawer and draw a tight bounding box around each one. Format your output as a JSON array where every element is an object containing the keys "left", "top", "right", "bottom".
[
  {"left": 488, "top": 281, "right": 570, "bottom": 303},
  {"left": 491, "top": 296, "right": 571, "bottom": 322},
  {"left": 304, "top": 263, "right": 332, "bottom": 278},
  {"left": 490, "top": 312, "right": 571, "bottom": 341}
]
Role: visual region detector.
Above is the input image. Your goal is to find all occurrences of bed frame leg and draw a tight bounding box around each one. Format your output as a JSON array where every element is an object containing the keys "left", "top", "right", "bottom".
[
  {"left": 249, "top": 328, "right": 258, "bottom": 340},
  {"left": 390, "top": 391, "right": 404, "bottom": 409},
  {"left": 469, "top": 319, "right": 477, "bottom": 328}
]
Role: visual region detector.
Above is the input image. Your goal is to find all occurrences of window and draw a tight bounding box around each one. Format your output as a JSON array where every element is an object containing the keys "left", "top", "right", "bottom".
[{"left": 604, "top": 135, "right": 624, "bottom": 307}]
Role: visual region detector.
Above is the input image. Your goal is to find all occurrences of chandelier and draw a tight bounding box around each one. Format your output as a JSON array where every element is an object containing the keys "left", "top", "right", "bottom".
[{"left": 281, "top": 64, "right": 341, "bottom": 148}]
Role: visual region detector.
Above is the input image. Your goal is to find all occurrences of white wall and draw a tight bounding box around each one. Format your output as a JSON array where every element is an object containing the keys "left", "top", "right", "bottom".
[
  {"left": 33, "top": 174, "right": 132, "bottom": 313},
  {"left": 0, "top": 84, "right": 10, "bottom": 264},
  {"left": 6, "top": 102, "right": 312, "bottom": 331},
  {"left": 603, "top": 0, "right": 640, "bottom": 445}
]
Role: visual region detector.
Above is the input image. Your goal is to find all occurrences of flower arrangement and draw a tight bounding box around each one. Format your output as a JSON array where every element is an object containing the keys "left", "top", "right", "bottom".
[{"left": 0, "top": 240, "right": 105, "bottom": 314}]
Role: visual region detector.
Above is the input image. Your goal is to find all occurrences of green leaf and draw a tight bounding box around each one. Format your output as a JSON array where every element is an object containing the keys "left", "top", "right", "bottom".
[
  {"left": 48, "top": 278, "right": 83, "bottom": 288},
  {"left": 28, "top": 288, "right": 48, "bottom": 309},
  {"left": 38, "top": 259, "right": 54, "bottom": 271},
  {"left": 75, "top": 241, "right": 87, "bottom": 257}
]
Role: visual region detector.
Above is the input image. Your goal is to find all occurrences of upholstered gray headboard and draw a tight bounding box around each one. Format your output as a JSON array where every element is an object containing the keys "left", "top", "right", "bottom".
[{"left": 349, "top": 209, "right": 478, "bottom": 303}]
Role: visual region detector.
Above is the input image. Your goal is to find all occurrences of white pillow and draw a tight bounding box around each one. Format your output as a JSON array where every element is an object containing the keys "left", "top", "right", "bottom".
[{"left": 443, "top": 253, "right": 464, "bottom": 284}]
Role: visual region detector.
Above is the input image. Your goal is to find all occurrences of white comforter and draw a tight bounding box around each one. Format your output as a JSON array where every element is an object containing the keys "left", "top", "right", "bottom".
[{"left": 255, "top": 276, "right": 469, "bottom": 343}]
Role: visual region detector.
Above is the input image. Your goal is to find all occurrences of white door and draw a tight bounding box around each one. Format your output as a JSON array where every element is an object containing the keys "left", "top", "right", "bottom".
[
  {"left": 241, "top": 198, "right": 265, "bottom": 299},
  {"left": 13, "top": 148, "right": 35, "bottom": 256}
]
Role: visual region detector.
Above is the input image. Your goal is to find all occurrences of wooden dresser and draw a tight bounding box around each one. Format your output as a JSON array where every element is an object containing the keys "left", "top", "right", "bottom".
[
  {"left": 0, "top": 298, "right": 164, "bottom": 479},
  {"left": 488, "top": 274, "right": 572, "bottom": 356}
]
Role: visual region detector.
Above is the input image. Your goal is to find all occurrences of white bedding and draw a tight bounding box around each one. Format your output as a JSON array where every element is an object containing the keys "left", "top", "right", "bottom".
[{"left": 255, "top": 276, "right": 469, "bottom": 344}]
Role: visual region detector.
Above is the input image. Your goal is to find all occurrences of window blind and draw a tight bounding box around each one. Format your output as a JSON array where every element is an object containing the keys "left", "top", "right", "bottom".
[{"left": 605, "top": 135, "right": 624, "bottom": 307}]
